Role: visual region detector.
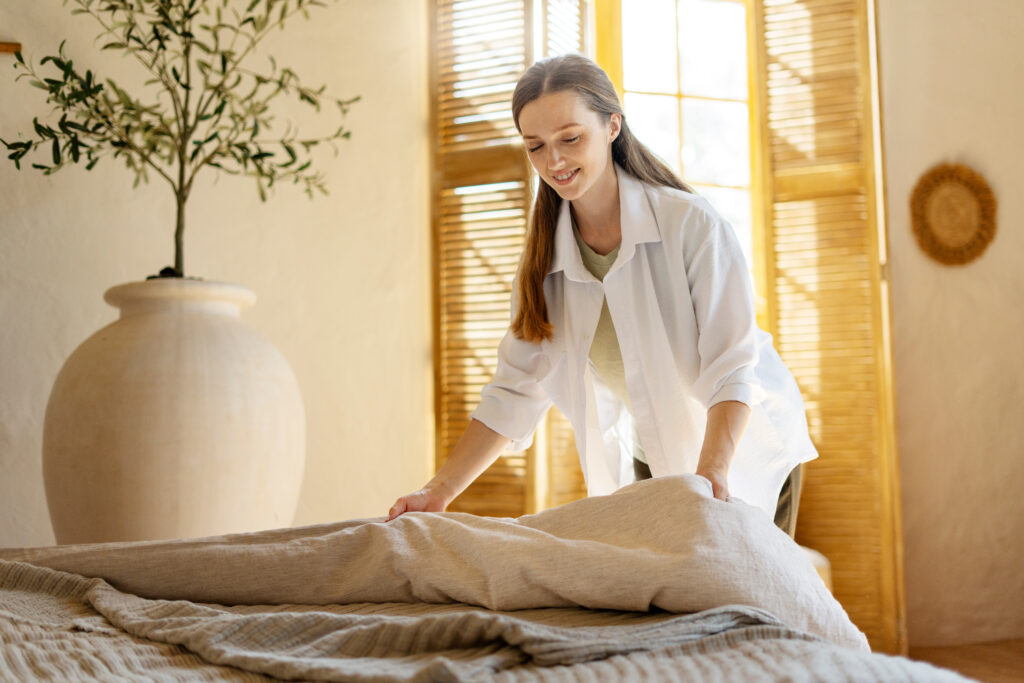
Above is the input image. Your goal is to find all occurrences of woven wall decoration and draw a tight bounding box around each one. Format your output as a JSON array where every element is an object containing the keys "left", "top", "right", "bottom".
[{"left": 910, "top": 162, "right": 997, "bottom": 265}]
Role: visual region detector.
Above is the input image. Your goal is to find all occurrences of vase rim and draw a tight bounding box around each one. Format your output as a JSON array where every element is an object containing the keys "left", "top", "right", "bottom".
[{"left": 103, "top": 279, "right": 257, "bottom": 310}]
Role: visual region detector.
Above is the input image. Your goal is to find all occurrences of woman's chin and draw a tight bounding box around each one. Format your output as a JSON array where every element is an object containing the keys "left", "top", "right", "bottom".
[{"left": 548, "top": 181, "right": 583, "bottom": 201}]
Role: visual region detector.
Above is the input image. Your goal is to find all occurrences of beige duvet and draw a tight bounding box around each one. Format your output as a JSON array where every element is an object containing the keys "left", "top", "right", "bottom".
[{"left": 0, "top": 475, "right": 972, "bottom": 682}]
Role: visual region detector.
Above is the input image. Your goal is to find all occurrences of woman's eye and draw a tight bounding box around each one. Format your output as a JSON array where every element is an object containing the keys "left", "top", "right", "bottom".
[
  {"left": 564, "top": 136, "right": 579, "bottom": 144},
  {"left": 528, "top": 144, "right": 543, "bottom": 153}
]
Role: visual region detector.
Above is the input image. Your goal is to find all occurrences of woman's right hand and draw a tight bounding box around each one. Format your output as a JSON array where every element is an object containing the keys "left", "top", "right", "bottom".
[
  {"left": 386, "top": 486, "right": 449, "bottom": 522},
  {"left": 386, "top": 419, "right": 511, "bottom": 522}
]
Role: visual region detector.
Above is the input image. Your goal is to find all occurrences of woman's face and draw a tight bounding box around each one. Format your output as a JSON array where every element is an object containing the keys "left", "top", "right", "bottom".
[{"left": 518, "top": 90, "right": 621, "bottom": 202}]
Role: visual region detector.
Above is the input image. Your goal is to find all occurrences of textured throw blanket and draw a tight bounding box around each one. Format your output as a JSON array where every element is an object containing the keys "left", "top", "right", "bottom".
[
  {"left": 0, "top": 562, "right": 971, "bottom": 682},
  {"left": 0, "top": 474, "right": 973, "bottom": 681}
]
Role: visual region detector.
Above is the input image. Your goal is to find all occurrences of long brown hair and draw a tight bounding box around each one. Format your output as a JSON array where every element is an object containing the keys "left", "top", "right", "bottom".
[{"left": 510, "top": 53, "right": 695, "bottom": 343}]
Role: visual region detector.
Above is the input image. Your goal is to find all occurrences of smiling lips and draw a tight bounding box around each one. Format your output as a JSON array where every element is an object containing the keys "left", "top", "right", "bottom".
[{"left": 552, "top": 168, "right": 579, "bottom": 185}]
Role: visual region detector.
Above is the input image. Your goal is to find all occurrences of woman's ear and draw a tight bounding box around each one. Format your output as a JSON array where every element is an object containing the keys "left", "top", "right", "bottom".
[{"left": 609, "top": 112, "right": 622, "bottom": 143}]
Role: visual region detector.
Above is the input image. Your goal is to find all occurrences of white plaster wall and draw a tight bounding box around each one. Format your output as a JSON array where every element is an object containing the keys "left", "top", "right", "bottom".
[
  {"left": 0, "top": 0, "right": 432, "bottom": 546},
  {"left": 877, "top": 0, "right": 1024, "bottom": 646}
]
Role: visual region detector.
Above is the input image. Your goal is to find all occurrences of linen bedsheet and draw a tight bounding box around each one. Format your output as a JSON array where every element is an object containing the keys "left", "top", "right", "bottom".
[{"left": 0, "top": 474, "right": 973, "bottom": 681}]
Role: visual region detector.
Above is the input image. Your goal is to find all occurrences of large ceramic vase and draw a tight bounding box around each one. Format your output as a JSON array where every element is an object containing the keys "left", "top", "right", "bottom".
[{"left": 42, "top": 279, "right": 305, "bottom": 544}]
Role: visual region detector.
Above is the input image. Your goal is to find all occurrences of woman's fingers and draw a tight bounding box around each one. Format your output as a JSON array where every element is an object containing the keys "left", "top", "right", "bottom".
[
  {"left": 710, "top": 478, "right": 730, "bottom": 501},
  {"left": 696, "top": 471, "right": 731, "bottom": 502},
  {"left": 386, "top": 488, "right": 448, "bottom": 522},
  {"left": 386, "top": 498, "right": 407, "bottom": 522},
  {"left": 715, "top": 484, "right": 730, "bottom": 502}
]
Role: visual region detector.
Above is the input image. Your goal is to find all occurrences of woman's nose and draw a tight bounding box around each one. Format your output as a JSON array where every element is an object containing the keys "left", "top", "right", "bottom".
[{"left": 547, "top": 147, "right": 565, "bottom": 169}]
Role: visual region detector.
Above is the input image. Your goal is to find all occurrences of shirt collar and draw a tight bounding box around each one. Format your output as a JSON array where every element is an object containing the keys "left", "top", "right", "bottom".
[{"left": 547, "top": 163, "right": 661, "bottom": 281}]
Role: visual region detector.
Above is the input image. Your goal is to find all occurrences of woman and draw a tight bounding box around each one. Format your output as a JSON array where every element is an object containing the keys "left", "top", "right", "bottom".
[{"left": 388, "top": 54, "right": 818, "bottom": 537}]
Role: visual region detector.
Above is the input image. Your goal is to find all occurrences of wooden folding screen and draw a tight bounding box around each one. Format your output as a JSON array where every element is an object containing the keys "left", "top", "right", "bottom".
[
  {"left": 430, "top": 0, "right": 590, "bottom": 517},
  {"left": 749, "top": 0, "right": 905, "bottom": 654}
]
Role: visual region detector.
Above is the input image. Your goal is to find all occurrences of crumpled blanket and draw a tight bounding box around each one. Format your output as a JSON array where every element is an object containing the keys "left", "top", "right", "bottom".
[{"left": 0, "top": 474, "right": 868, "bottom": 652}]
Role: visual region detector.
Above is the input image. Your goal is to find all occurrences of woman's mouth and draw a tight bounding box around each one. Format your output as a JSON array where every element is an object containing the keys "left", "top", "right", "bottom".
[{"left": 551, "top": 168, "right": 579, "bottom": 186}]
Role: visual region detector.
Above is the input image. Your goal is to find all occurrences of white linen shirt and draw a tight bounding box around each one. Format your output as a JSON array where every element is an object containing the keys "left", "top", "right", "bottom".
[{"left": 469, "top": 164, "right": 818, "bottom": 519}]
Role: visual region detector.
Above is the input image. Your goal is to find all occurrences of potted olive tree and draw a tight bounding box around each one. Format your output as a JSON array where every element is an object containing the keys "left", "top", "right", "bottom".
[{"left": 1, "top": 0, "right": 359, "bottom": 544}]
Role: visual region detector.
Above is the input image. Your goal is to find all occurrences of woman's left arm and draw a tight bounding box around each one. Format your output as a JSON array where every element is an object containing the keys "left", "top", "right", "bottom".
[
  {"left": 696, "top": 399, "right": 751, "bottom": 501},
  {"left": 684, "top": 202, "right": 762, "bottom": 501}
]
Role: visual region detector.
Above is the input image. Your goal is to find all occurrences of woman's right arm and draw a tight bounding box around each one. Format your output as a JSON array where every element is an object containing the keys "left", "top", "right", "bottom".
[
  {"left": 387, "top": 274, "right": 552, "bottom": 521},
  {"left": 386, "top": 418, "right": 511, "bottom": 521}
]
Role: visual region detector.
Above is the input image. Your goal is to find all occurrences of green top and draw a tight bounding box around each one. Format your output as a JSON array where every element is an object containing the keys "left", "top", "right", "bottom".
[{"left": 572, "top": 218, "right": 647, "bottom": 464}]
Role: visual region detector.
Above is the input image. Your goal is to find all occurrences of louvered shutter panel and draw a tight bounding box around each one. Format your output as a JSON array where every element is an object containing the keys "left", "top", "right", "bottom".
[
  {"left": 750, "top": 0, "right": 906, "bottom": 653},
  {"left": 432, "top": 0, "right": 591, "bottom": 517}
]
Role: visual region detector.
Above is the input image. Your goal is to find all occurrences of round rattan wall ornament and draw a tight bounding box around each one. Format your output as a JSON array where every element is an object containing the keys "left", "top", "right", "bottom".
[{"left": 910, "top": 162, "right": 996, "bottom": 265}]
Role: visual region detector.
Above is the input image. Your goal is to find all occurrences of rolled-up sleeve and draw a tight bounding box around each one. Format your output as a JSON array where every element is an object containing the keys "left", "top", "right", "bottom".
[
  {"left": 468, "top": 278, "right": 554, "bottom": 451},
  {"left": 686, "top": 204, "right": 764, "bottom": 409}
]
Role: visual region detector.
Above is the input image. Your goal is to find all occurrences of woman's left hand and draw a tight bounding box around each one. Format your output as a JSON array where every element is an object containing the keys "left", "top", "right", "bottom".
[
  {"left": 696, "top": 466, "right": 730, "bottom": 502},
  {"left": 696, "top": 401, "right": 747, "bottom": 503}
]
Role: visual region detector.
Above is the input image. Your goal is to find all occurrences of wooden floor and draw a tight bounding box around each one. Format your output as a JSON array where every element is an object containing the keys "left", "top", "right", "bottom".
[{"left": 908, "top": 638, "right": 1024, "bottom": 682}]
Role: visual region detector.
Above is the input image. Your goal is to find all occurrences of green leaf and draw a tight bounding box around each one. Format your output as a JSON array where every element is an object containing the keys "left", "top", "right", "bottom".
[
  {"left": 14, "top": 51, "right": 23, "bottom": 65},
  {"left": 52, "top": 138, "right": 61, "bottom": 165},
  {"left": 281, "top": 143, "right": 296, "bottom": 166}
]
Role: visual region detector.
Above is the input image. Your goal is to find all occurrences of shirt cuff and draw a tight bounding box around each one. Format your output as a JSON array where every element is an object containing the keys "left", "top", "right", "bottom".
[
  {"left": 469, "top": 396, "right": 540, "bottom": 452},
  {"left": 707, "top": 382, "right": 757, "bottom": 409}
]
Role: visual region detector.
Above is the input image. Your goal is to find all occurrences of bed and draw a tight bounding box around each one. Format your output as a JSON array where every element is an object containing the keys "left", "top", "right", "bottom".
[{"left": 0, "top": 474, "right": 971, "bottom": 681}]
